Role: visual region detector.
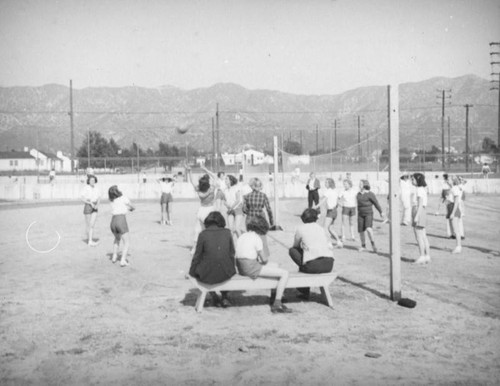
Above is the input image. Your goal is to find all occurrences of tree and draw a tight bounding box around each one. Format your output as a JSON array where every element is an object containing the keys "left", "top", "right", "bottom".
[
  {"left": 482, "top": 137, "right": 498, "bottom": 153},
  {"left": 76, "top": 131, "right": 113, "bottom": 168},
  {"left": 283, "top": 140, "right": 302, "bottom": 155}
]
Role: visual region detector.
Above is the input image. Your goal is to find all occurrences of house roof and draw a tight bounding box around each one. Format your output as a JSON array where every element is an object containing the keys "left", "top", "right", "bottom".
[
  {"left": 0, "top": 151, "right": 35, "bottom": 160},
  {"left": 39, "top": 150, "right": 59, "bottom": 159}
]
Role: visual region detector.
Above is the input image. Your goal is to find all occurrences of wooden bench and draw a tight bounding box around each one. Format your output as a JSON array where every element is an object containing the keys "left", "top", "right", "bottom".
[{"left": 189, "top": 271, "right": 338, "bottom": 312}]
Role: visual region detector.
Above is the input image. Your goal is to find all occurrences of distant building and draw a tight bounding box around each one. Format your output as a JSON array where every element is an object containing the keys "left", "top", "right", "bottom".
[
  {"left": 0, "top": 151, "right": 37, "bottom": 171},
  {"left": 56, "top": 151, "right": 75, "bottom": 172}
]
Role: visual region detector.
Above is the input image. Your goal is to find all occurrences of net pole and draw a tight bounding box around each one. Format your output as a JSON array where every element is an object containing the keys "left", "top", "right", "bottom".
[
  {"left": 273, "top": 136, "right": 280, "bottom": 227},
  {"left": 388, "top": 84, "right": 401, "bottom": 301}
]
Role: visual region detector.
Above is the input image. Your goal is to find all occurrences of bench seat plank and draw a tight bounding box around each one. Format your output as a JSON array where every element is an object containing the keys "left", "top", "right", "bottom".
[{"left": 189, "top": 271, "right": 338, "bottom": 312}]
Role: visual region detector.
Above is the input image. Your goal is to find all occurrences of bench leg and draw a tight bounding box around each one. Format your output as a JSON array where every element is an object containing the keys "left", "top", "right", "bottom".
[
  {"left": 320, "top": 286, "right": 334, "bottom": 308},
  {"left": 195, "top": 290, "right": 208, "bottom": 313}
]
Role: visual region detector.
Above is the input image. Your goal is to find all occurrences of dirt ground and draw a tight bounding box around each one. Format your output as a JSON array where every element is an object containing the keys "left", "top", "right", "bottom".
[{"left": 0, "top": 194, "right": 499, "bottom": 385}]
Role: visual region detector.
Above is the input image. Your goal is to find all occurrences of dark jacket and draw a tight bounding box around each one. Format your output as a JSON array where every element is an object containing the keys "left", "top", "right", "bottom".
[{"left": 189, "top": 226, "right": 236, "bottom": 284}]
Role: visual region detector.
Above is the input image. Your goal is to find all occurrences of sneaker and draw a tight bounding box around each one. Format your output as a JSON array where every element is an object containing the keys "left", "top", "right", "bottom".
[
  {"left": 221, "top": 298, "right": 232, "bottom": 308},
  {"left": 452, "top": 246, "right": 462, "bottom": 254},
  {"left": 372, "top": 245, "right": 378, "bottom": 254},
  {"left": 88, "top": 241, "right": 99, "bottom": 247},
  {"left": 337, "top": 241, "right": 344, "bottom": 249},
  {"left": 160, "top": 220, "right": 165, "bottom": 225},
  {"left": 120, "top": 260, "right": 129, "bottom": 267},
  {"left": 450, "top": 235, "right": 456, "bottom": 239},
  {"left": 111, "top": 255, "right": 118, "bottom": 264},
  {"left": 358, "top": 247, "right": 366, "bottom": 252},
  {"left": 413, "top": 255, "right": 429, "bottom": 265},
  {"left": 271, "top": 304, "right": 293, "bottom": 314}
]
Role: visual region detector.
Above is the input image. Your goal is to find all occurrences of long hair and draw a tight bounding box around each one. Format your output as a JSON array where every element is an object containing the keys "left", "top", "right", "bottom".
[
  {"left": 227, "top": 174, "right": 238, "bottom": 187},
  {"left": 108, "top": 185, "right": 122, "bottom": 202},
  {"left": 412, "top": 173, "right": 427, "bottom": 187},
  {"left": 87, "top": 175, "right": 98, "bottom": 184}
]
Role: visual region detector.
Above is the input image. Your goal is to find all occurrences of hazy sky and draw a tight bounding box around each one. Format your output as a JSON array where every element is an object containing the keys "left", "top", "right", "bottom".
[{"left": 0, "top": 0, "right": 499, "bottom": 95}]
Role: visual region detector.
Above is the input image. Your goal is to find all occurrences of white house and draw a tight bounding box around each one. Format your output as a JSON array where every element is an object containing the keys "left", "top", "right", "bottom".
[
  {"left": 56, "top": 151, "right": 75, "bottom": 172},
  {"left": 29, "top": 149, "right": 63, "bottom": 171},
  {"left": 0, "top": 151, "right": 37, "bottom": 171},
  {"left": 221, "top": 153, "right": 237, "bottom": 165}
]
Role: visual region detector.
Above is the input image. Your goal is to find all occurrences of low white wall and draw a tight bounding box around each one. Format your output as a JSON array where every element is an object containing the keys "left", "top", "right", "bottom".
[{"left": 1, "top": 172, "right": 499, "bottom": 201}]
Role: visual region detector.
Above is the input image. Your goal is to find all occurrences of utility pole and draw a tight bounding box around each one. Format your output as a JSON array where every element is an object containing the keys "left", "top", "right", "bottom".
[
  {"left": 437, "top": 89, "right": 452, "bottom": 170},
  {"left": 315, "top": 124, "right": 319, "bottom": 153},
  {"left": 464, "top": 104, "right": 473, "bottom": 172},
  {"left": 216, "top": 103, "right": 220, "bottom": 171},
  {"left": 87, "top": 128, "right": 90, "bottom": 168},
  {"left": 490, "top": 42, "right": 500, "bottom": 171},
  {"left": 211, "top": 117, "right": 215, "bottom": 169},
  {"left": 357, "top": 115, "right": 363, "bottom": 161},
  {"left": 69, "top": 80, "right": 75, "bottom": 173},
  {"left": 447, "top": 116, "right": 451, "bottom": 170},
  {"left": 300, "top": 130, "right": 303, "bottom": 150},
  {"left": 334, "top": 119, "right": 337, "bottom": 150}
]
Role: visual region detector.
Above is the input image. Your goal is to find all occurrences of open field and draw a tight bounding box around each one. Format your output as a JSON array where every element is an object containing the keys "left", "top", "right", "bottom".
[{"left": 1, "top": 194, "right": 499, "bottom": 385}]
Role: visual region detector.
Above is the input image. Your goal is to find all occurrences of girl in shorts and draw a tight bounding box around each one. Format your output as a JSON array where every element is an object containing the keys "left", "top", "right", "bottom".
[
  {"left": 236, "top": 216, "right": 292, "bottom": 314},
  {"left": 157, "top": 177, "right": 174, "bottom": 225},
  {"left": 339, "top": 179, "right": 358, "bottom": 242},
  {"left": 108, "top": 185, "right": 135, "bottom": 267},
  {"left": 81, "top": 175, "right": 101, "bottom": 247},
  {"left": 447, "top": 175, "right": 464, "bottom": 254},
  {"left": 356, "top": 180, "right": 384, "bottom": 253},
  {"left": 224, "top": 174, "right": 244, "bottom": 238},
  {"left": 314, "top": 178, "right": 343, "bottom": 248},
  {"left": 411, "top": 173, "right": 430, "bottom": 264}
]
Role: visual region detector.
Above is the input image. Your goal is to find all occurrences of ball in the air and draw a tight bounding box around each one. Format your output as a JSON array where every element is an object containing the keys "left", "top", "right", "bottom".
[{"left": 176, "top": 127, "right": 188, "bottom": 134}]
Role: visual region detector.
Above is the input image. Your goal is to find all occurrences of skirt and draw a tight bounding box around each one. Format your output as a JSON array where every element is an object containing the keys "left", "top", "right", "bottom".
[
  {"left": 236, "top": 258, "right": 262, "bottom": 280},
  {"left": 110, "top": 214, "right": 129, "bottom": 236},
  {"left": 412, "top": 206, "right": 427, "bottom": 228},
  {"left": 83, "top": 203, "right": 98, "bottom": 215}
]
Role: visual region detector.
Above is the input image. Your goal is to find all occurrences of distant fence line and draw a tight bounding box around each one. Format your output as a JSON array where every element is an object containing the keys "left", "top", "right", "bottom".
[{"left": 1, "top": 171, "right": 499, "bottom": 201}]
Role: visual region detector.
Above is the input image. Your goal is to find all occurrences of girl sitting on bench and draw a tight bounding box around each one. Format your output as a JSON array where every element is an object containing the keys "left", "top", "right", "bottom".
[
  {"left": 236, "top": 215, "right": 292, "bottom": 314},
  {"left": 289, "top": 208, "right": 335, "bottom": 299},
  {"left": 189, "top": 211, "right": 236, "bottom": 308}
]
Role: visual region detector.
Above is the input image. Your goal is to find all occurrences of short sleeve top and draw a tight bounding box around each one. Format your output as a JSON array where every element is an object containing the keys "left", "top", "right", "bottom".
[
  {"left": 110, "top": 195, "right": 131, "bottom": 215},
  {"left": 323, "top": 188, "right": 339, "bottom": 210},
  {"left": 235, "top": 231, "right": 263, "bottom": 260}
]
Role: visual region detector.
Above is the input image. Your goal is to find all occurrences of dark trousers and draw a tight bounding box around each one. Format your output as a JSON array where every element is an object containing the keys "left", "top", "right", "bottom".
[
  {"left": 308, "top": 190, "right": 319, "bottom": 209},
  {"left": 289, "top": 247, "right": 334, "bottom": 295}
]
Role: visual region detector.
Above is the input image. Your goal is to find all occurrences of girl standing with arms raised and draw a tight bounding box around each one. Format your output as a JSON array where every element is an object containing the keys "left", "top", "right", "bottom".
[
  {"left": 187, "top": 167, "right": 218, "bottom": 252},
  {"left": 411, "top": 173, "right": 431, "bottom": 264},
  {"left": 81, "top": 175, "right": 101, "bottom": 246},
  {"left": 108, "top": 185, "right": 135, "bottom": 267},
  {"left": 157, "top": 176, "right": 175, "bottom": 225}
]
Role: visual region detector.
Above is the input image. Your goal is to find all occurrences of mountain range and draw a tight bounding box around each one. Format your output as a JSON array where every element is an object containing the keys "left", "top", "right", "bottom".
[{"left": 0, "top": 74, "right": 498, "bottom": 155}]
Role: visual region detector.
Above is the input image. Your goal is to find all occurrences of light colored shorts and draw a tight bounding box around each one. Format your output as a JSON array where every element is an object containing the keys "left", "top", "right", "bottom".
[{"left": 236, "top": 258, "right": 262, "bottom": 280}]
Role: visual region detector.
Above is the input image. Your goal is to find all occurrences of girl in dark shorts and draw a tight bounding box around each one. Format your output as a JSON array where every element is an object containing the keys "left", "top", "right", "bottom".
[
  {"left": 157, "top": 177, "right": 174, "bottom": 225},
  {"left": 108, "top": 185, "right": 135, "bottom": 267},
  {"left": 356, "top": 180, "right": 384, "bottom": 253}
]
